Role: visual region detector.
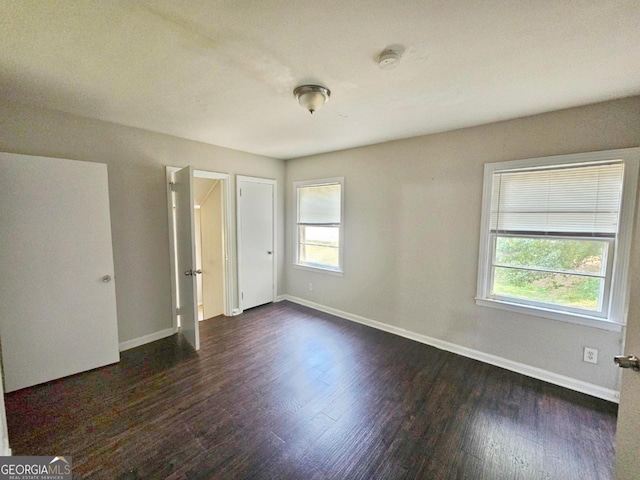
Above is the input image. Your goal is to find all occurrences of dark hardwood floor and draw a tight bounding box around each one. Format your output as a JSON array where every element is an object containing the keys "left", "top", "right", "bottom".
[{"left": 5, "top": 301, "right": 617, "bottom": 479}]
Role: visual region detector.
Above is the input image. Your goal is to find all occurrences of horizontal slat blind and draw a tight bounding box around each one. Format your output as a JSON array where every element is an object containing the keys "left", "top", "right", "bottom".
[
  {"left": 298, "top": 183, "right": 341, "bottom": 225},
  {"left": 490, "top": 162, "right": 624, "bottom": 236}
]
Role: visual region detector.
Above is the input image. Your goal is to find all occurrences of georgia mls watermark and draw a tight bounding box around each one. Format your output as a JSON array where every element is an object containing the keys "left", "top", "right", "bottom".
[{"left": 0, "top": 456, "right": 72, "bottom": 480}]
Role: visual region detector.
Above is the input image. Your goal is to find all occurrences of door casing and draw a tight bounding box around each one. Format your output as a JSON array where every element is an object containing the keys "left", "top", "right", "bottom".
[{"left": 166, "top": 167, "right": 234, "bottom": 332}]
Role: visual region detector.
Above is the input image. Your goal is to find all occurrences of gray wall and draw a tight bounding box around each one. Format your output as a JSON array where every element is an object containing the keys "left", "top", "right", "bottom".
[
  {"left": 285, "top": 96, "right": 640, "bottom": 391},
  {"left": 2, "top": 95, "right": 639, "bottom": 391},
  {"left": 0, "top": 100, "right": 285, "bottom": 344}
]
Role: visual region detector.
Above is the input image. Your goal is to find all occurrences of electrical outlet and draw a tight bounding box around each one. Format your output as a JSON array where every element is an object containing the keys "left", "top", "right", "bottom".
[
  {"left": 308, "top": 283, "right": 313, "bottom": 291},
  {"left": 583, "top": 347, "right": 598, "bottom": 364}
]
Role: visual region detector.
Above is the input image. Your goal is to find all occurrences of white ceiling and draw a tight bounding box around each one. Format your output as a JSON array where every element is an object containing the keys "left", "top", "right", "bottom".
[{"left": 1, "top": 1, "right": 639, "bottom": 160}]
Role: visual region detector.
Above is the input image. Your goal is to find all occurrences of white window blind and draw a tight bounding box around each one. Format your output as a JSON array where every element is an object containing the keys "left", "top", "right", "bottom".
[
  {"left": 295, "top": 179, "right": 344, "bottom": 273},
  {"left": 490, "top": 162, "right": 624, "bottom": 237},
  {"left": 298, "top": 184, "right": 341, "bottom": 225}
]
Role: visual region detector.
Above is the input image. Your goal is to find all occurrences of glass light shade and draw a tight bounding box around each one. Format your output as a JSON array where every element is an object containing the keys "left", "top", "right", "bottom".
[{"left": 294, "top": 85, "right": 330, "bottom": 114}]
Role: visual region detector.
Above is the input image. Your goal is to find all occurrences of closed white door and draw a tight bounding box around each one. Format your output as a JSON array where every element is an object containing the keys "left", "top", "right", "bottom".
[
  {"left": 0, "top": 153, "right": 120, "bottom": 392},
  {"left": 173, "top": 166, "right": 199, "bottom": 350},
  {"left": 237, "top": 177, "right": 275, "bottom": 310}
]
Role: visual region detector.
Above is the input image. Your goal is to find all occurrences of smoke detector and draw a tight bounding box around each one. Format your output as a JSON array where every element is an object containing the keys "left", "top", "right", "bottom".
[{"left": 377, "top": 49, "right": 401, "bottom": 70}]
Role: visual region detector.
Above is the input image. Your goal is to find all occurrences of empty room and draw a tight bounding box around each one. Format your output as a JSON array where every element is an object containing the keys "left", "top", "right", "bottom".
[{"left": 1, "top": 1, "right": 639, "bottom": 479}]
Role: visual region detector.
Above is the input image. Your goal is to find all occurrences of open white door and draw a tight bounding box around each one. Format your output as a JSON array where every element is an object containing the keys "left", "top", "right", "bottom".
[
  {"left": 0, "top": 153, "right": 120, "bottom": 392},
  {"left": 0, "top": 356, "right": 10, "bottom": 455},
  {"left": 237, "top": 176, "right": 276, "bottom": 310},
  {"left": 614, "top": 255, "right": 640, "bottom": 478},
  {"left": 173, "top": 166, "right": 199, "bottom": 350}
]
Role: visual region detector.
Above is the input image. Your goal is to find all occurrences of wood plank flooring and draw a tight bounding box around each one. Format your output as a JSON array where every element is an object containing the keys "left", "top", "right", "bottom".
[{"left": 5, "top": 301, "right": 617, "bottom": 479}]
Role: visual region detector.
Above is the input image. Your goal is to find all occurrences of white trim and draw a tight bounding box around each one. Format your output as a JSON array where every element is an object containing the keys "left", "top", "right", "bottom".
[
  {"left": 474, "top": 298, "right": 624, "bottom": 332},
  {"left": 166, "top": 167, "right": 179, "bottom": 332},
  {"left": 482, "top": 148, "right": 639, "bottom": 172},
  {"left": 611, "top": 155, "right": 639, "bottom": 325},
  {"left": 281, "top": 294, "right": 620, "bottom": 403},
  {"left": 293, "top": 177, "right": 345, "bottom": 275},
  {"left": 236, "top": 175, "right": 278, "bottom": 310},
  {"left": 118, "top": 327, "right": 177, "bottom": 352},
  {"left": 476, "top": 147, "right": 640, "bottom": 327},
  {"left": 292, "top": 263, "right": 344, "bottom": 277},
  {"left": 190, "top": 170, "right": 230, "bottom": 181}
]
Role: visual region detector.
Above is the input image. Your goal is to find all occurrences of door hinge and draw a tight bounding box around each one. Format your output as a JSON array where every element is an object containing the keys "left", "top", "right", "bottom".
[
  {"left": 239, "top": 188, "right": 242, "bottom": 196},
  {"left": 241, "top": 292, "right": 244, "bottom": 299},
  {"left": 169, "top": 181, "right": 177, "bottom": 192},
  {"left": 176, "top": 307, "right": 181, "bottom": 315}
]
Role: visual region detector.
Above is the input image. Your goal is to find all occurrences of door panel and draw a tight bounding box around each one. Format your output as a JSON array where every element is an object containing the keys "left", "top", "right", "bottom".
[
  {"left": 0, "top": 349, "right": 10, "bottom": 454},
  {"left": 0, "top": 153, "right": 120, "bottom": 392},
  {"left": 174, "top": 166, "right": 199, "bottom": 350},
  {"left": 238, "top": 178, "right": 275, "bottom": 310},
  {"left": 614, "top": 230, "right": 640, "bottom": 478}
]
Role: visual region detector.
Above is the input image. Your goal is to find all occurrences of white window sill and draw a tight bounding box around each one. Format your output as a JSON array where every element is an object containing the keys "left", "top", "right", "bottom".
[
  {"left": 475, "top": 297, "right": 624, "bottom": 332},
  {"left": 293, "top": 263, "right": 344, "bottom": 277}
]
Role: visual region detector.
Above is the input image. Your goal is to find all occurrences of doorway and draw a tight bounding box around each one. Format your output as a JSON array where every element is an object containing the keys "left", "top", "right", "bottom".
[
  {"left": 166, "top": 167, "right": 233, "bottom": 338},
  {"left": 194, "top": 177, "right": 225, "bottom": 321}
]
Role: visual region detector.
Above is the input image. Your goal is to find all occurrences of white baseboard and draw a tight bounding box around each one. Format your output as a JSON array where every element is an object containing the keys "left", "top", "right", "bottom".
[
  {"left": 281, "top": 295, "right": 619, "bottom": 403},
  {"left": 118, "top": 327, "right": 177, "bottom": 352},
  {"left": 276, "top": 294, "right": 287, "bottom": 302}
]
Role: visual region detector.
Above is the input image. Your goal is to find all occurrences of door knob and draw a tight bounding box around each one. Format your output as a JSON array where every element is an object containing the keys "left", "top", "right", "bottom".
[
  {"left": 614, "top": 355, "right": 640, "bottom": 371},
  {"left": 267, "top": 251, "right": 273, "bottom": 255},
  {"left": 102, "top": 275, "right": 112, "bottom": 283},
  {"left": 194, "top": 269, "right": 202, "bottom": 275},
  {"left": 184, "top": 269, "right": 193, "bottom": 276}
]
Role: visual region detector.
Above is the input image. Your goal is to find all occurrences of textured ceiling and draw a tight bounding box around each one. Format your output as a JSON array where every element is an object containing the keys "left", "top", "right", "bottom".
[{"left": 1, "top": 1, "right": 639, "bottom": 159}]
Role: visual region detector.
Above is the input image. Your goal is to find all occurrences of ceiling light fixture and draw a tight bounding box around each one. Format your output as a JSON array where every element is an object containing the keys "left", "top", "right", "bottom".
[{"left": 293, "top": 85, "right": 330, "bottom": 114}]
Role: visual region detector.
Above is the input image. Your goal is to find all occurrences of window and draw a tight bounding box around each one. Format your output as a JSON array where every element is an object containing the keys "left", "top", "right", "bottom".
[
  {"left": 294, "top": 178, "right": 344, "bottom": 273},
  {"left": 476, "top": 149, "right": 639, "bottom": 330}
]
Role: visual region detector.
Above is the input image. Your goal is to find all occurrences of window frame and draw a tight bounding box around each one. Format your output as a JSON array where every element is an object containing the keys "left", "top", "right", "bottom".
[
  {"left": 293, "top": 177, "right": 345, "bottom": 275},
  {"left": 489, "top": 233, "right": 614, "bottom": 318},
  {"left": 476, "top": 148, "right": 640, "bottom": 332}
]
